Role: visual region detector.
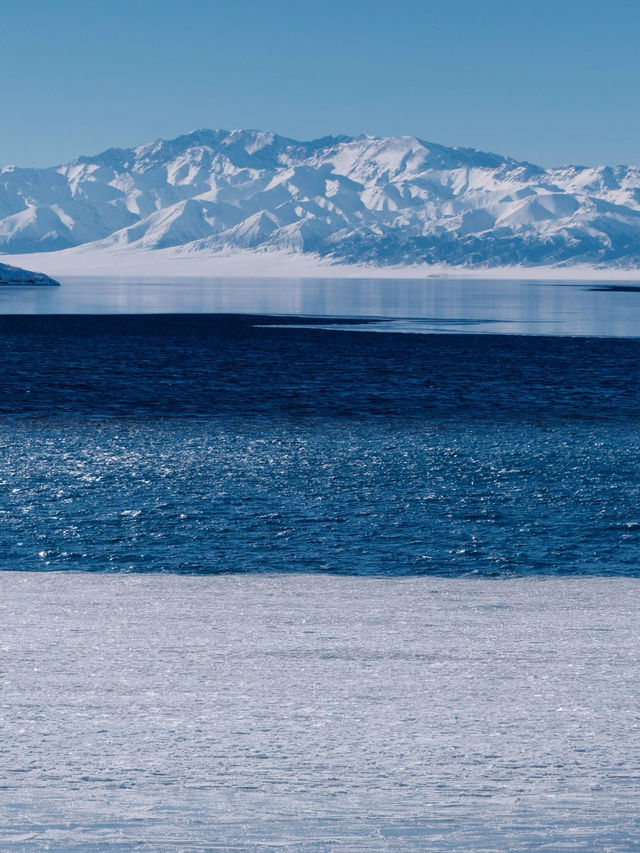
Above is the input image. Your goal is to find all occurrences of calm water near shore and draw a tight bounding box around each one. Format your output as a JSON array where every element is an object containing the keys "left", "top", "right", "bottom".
[{"left": 1, "top": 274, "right": 640, "bottom": 336}]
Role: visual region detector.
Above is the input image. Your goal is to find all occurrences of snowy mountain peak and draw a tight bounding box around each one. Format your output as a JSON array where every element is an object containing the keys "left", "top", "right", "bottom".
[{"left": 1, "top": 129, "right": 640, "bottom": 266}]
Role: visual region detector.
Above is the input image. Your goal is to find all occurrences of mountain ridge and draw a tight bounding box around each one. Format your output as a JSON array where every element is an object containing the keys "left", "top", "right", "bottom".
[{"left": 2, "top": 129, "right": 640, "bottom": 268}]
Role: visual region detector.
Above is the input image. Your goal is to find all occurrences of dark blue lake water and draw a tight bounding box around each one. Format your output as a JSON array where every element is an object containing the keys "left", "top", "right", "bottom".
[{"left": 1, "top": 312, "right": 639, "bottom": 575}]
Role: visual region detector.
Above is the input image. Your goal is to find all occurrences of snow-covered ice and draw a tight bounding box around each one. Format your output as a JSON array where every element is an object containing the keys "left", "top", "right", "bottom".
[
  {"left": 4, "top": 244, "right": 640, "bottom": 281},
  {"left": 1, "top": 574, "right": 638, "bottom": 851}
]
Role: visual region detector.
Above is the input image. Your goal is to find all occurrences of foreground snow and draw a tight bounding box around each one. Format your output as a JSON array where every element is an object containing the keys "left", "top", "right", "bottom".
[
  {"left": 1, "top": 573, "right": 638, "bottom": 851},
  {"left": 3, "top": 244, "right": 640, "bottom": 280}
]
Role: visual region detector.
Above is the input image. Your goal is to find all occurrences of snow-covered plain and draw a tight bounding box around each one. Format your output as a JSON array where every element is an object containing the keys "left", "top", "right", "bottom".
[
  {"left": 4, "top": 244, "right": 640, "bottom": 281},
  {"left": 1, "top": 574, "right": 638, "bottom": 851},
  {"left": 3, "top": 129, "right": 640, "bottom": 272}
]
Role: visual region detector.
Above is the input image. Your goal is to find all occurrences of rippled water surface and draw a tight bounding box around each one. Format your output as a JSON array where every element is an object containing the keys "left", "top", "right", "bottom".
[
  {"left": 2, "top": 420, "right": 640, "bottom": 576},
  {"left": 1, "top": 313, "right": 639, "bottom": 576}
]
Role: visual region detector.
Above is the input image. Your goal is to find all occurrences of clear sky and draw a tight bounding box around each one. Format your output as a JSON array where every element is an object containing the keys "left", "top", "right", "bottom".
[{"left": 3, "top": 0, "right": 639, "bottom": 168}]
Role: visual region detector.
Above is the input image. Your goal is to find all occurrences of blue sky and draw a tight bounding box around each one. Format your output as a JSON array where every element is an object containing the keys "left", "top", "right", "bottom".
[{"left": 2, "top": 0, "right": 639, "bottom": 168}]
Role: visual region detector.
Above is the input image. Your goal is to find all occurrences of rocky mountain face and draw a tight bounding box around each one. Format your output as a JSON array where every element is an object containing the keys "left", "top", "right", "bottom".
[
  {"left": 2, "top": 129, "right": 640, "bottom": 266},
  {"left": 0, "top": 261, "right": 59, "bottom": 285}
]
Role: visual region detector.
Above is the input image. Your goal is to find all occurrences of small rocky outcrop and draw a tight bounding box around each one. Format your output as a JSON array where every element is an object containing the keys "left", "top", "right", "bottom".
[{"left": 0, "top": 262, "right": 60, "bottom": 286}]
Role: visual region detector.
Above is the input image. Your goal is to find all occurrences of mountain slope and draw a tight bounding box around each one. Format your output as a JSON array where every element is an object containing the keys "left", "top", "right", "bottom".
[{"left": 2, "top": 129, "right": 640, "bottom": 267}]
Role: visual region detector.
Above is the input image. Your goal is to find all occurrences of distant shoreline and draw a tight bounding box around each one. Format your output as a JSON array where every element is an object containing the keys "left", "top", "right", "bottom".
[{"left": 2, "top": 247, "right": 640, "bottom": 282}]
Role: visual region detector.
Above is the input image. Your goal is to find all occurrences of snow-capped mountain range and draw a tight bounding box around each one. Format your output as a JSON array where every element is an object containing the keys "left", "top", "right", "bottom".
[{"left": 2, "top": 129, "right": 640, "bottom": 268}]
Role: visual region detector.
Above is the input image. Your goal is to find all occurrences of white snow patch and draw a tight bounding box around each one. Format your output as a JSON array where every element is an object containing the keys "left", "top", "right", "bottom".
[
  {"left": 0, "top": 573, "right": 637, "bottom": 851},
  {"left": 2, "top": 245, "right": 640, "bottom": 280}
]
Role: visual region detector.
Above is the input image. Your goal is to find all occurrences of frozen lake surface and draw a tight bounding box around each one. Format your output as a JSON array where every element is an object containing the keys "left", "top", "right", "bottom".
[
  {"left": 1, "top": 275, "right": 640, "bottom": 336},
  {"left": 1, "top": 573, "right": 638, "bottom": 852}
]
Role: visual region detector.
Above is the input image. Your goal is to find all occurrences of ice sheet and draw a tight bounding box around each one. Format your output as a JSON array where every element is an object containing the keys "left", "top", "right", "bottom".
[{"left": 1, "top": 574, "right": 638, "bottom": 851}]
